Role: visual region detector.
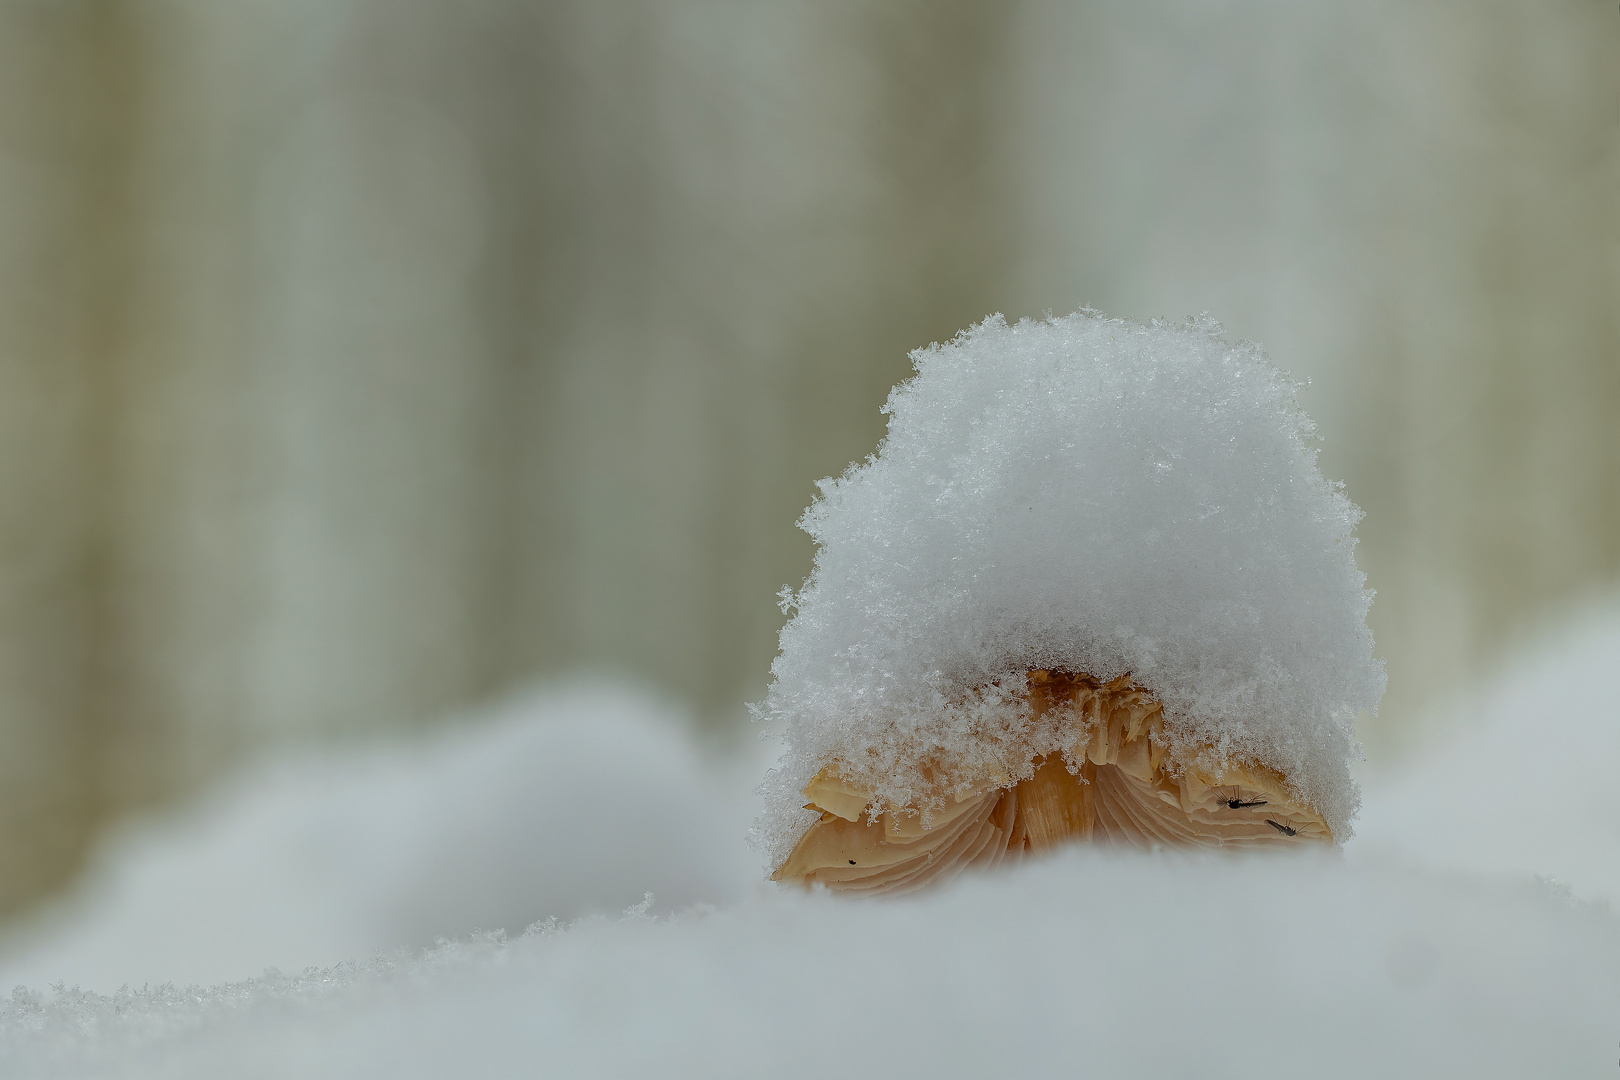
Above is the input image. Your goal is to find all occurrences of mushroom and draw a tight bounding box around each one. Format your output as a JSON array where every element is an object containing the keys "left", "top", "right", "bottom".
[
  {"left": 773, "top": 670, "right": 1329, "bottom": 894},
  {"left": 757, "top": 312, "right": 1383, "bottom": 894}
]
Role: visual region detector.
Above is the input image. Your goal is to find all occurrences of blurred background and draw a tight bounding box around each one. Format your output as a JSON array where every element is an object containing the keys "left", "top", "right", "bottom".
[{"left": 0, "top": 0, "right": 1613, "bottom": 920}]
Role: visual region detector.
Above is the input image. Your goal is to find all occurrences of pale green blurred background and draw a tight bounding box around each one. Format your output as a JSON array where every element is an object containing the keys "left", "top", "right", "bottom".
[{"left": 0, "top": 0, "right": 1613, "bottom": 916}]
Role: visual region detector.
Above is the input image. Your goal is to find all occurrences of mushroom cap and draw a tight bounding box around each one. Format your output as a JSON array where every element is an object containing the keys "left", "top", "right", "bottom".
[{"left": 773, "top": 671, "right": 1329, "bottom": 894}]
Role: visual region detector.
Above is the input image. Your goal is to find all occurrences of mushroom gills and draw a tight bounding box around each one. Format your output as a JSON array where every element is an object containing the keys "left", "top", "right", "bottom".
[{"left": 773, "top": 671, "right": 1330, "bottom": 894}]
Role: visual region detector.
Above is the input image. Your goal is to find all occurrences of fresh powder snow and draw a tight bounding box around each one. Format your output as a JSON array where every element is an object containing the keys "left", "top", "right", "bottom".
[
  {"left": 759, "top": 311, "right": 1385, "bottom": 864},
  {"left": 1354, "top": 594, "right": 1620, "bottom": 908},
  {"left": 3, "top": 853, "right": 1614, "bottom": 1080},
  {"left": 0, "top": 684, "right": 763, "bottom": 993},
  {"left": 3, "top": 608, "right": 1619, "bottom": 1078}
]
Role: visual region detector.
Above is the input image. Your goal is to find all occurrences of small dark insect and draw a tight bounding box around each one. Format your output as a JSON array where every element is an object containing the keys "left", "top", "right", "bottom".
[
  {"left": 848, "top": 860, "right": 856, "bottom": 865},
  {"left": 1226, "top": 797, "right": 1267, "bottom": 809},
  {"left": 1266, "top": 819, "right": 1297, "bottom": 836}
]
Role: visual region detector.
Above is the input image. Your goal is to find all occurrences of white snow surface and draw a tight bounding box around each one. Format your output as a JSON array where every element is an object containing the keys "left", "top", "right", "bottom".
[
  {"left": 3, "top": 608, "right": 1620, "bottom": 1078},
  {"left": 1355, "top": 595, "right": 1620, "bottom": 910},
  {"left": 2, "top": 853, "right": 1615, "bottom": 1079},
  {"left": 0, "top": 684, "right": 763, "bottom": 992},
  {"left": 761, "top": 312, "right": 1384, "bottom": 861}
]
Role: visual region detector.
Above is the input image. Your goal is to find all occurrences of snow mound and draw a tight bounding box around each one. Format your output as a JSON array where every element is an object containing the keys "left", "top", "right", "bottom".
[
  {"left": 1355, "top": 595, "right": 1620, "bottom": 908},
  {"left": 6, "top": 613, "right": 1620, "bottom": 1077},
  {"left": 0, "top": 683, "right": 764, "bottom": 992},
  {"left": 760, "top": 311, "right": 1383, "bottom": 861},
  {"left": 3, "top": 853, "right": 1613, "bottom": 1079}
]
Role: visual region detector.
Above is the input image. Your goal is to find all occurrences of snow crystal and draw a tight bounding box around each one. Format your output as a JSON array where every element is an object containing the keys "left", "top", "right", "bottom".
[{"left": 759, "top": 311, "right": 1384, "bottom": 863}]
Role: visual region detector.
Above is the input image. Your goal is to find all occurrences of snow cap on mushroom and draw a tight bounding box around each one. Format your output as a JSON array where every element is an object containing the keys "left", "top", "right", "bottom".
[{"left": 757, "top": 311, "right": 1384, "bottom": 865}]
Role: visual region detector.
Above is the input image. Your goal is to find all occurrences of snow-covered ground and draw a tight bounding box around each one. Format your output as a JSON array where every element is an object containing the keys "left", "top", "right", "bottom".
[
  {"left": 1353, "top": 598, "right": 1620, "bottom": 911},
  {"left": 0, "top": 685, "right": 766, "bottom": 992},
  {"left": 2, "top": 603, "right": 1617, "bottom": 1077},
  {"left": 5, "top": 851, "right": 1615, "bottom": 1079}
]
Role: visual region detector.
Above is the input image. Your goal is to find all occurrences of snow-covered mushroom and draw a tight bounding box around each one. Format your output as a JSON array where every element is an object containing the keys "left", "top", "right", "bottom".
[{"left": 758, "top": 312, "right": 1384, "bottom": 894}]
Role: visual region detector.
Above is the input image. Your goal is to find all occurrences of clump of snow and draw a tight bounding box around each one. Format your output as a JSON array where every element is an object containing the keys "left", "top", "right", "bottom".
[
  {"left": 3, "top": 852, "right": 1614, "bottom": 1079},
  {"left": 760, "top": 311, "right": 1384, "bottom": 861},
  {"left": 1354, "top": 594, "right": 1620, "bottom": 909},
  {"left": 0, "top": 684, "right": 765, "bottom": 992}
]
